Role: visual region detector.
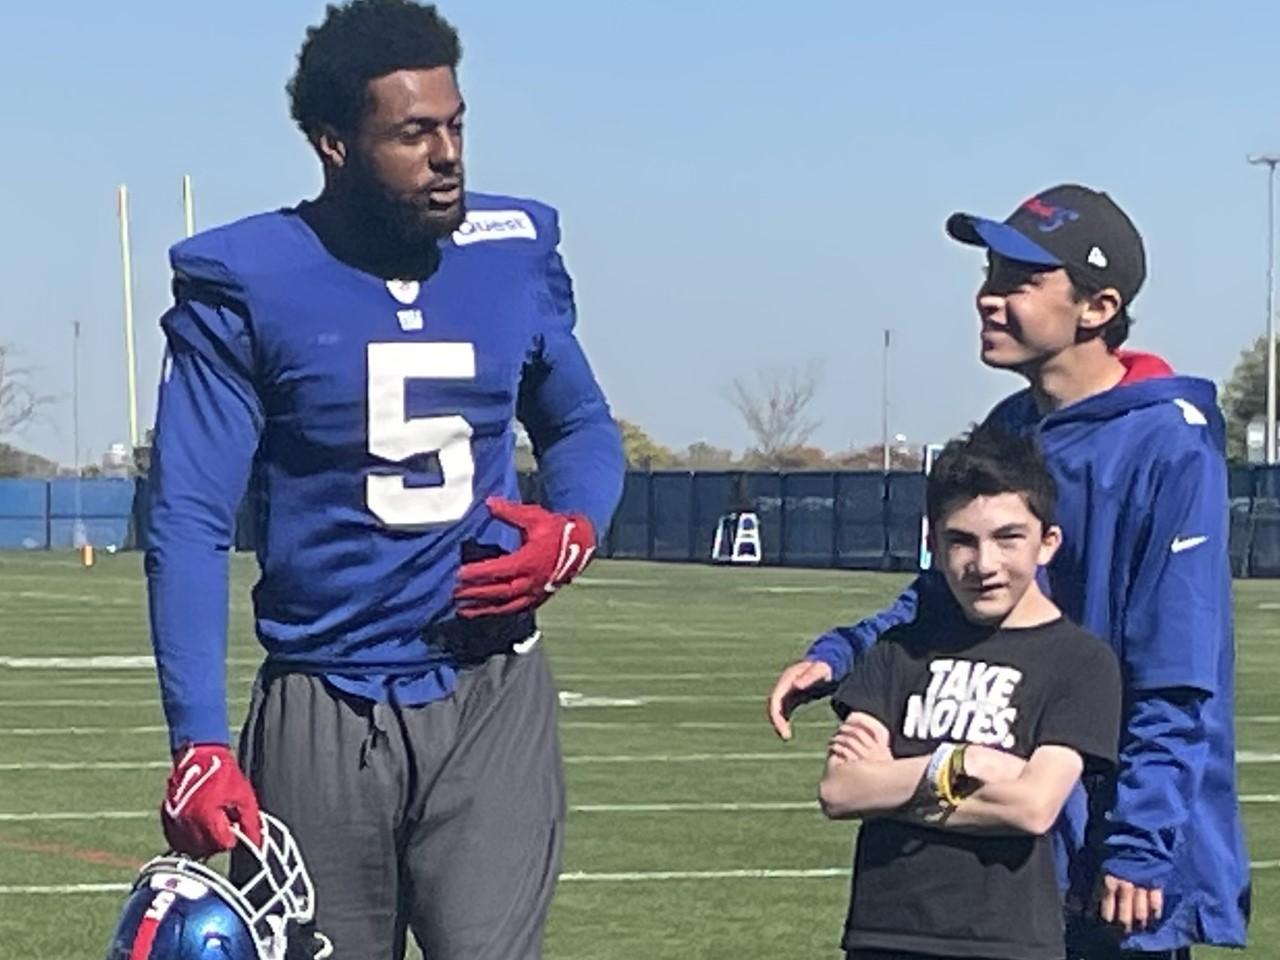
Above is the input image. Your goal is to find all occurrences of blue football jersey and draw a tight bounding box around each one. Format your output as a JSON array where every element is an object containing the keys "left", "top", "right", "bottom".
[{"left": 145, "top": 193, "right": 624, "bottom": 748}]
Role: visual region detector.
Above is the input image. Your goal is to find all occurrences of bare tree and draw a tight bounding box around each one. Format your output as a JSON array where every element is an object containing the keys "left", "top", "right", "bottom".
[
  {"left": 727, "top": 361, "right": 823, "bottom": 467},
  {"left": 0, "top": 343, "right": 55, "bottom": 438}
]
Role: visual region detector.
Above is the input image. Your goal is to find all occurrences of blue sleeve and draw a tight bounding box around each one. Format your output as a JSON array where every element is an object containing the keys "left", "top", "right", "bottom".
[
  {"left": 145, "top": 299, "right": 262, "bottom": 751},
  {"left": 517, "top": 232, "right": 624, "bottom": 536},
  {"left": 804, "top": 572, "right": 946, "bottom": 680},
  {"left": 1103, "top": 689, "right": 1208, "bottom": 887},
  {"left": 1104, "top": 441, "right": 1229, "bottom": 884},
  {"left": 1120, "top": 442, "right": 1229, "bottom": 692},
  {"left": 829, "top": 642, "right": 897, "bottom": 728}
]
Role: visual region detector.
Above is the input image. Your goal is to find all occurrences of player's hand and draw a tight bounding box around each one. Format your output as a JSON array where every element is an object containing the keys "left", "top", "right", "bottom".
[
  {"left": 454, "top": 497, "right": 595, "bottom": 618},
  {"left": 1097, "top": 874, "right": 1164, "bottom": 934},
  {"left": 767, "top": 660, "right": 834, "bottom": 741},
  {"left": 161, "top": 744, "right": 261, "bottom": 858},
  {"left": 961, "top": 744, "right": 1028, "bottom": 785},
  {"left": 827, "top": 712, "right": 892, "bottom": 764},
  {"left": 284, "top": 920, "right": 334, "bottom": 959}
]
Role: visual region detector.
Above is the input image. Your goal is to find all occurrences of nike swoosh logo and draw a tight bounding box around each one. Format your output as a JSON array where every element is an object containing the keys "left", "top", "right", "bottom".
[
  {"left": 546, "top": 524, "right": 581, "bottom": 592},
  {"left": 1171, "top": 535, "right": 1209, "bottom": 554},
  {"left": 163, "top": 754, "right": 222, "bottom": 817}
]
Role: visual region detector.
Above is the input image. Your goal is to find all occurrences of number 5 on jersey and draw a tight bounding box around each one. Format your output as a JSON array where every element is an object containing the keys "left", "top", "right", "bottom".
[{"left": 366, "top": 342, "right": 477, "bottom": 527}]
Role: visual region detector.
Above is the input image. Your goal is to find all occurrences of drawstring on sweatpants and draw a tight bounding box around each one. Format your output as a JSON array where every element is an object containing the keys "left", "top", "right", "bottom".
[{"left": 359, "top": 681, "right": 403, "bottom": 769}]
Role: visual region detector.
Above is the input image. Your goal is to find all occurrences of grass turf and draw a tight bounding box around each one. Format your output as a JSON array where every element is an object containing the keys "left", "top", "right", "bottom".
[{"left": 0, "top": 553, "right": 1272, "bottom": 958}]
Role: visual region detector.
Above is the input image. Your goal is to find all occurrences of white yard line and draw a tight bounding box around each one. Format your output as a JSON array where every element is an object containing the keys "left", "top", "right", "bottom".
[
  {"left": 0, "top": 671, "right": 767, "bottom": 687},
  {"left": 572, "top": 802, "right": 814, "bottom": 813},
  {"left": 0, "top": 883, "right": 133, "bottom": 895},
  {"left": 0, "top": 719, "right": 830, "bottom": 735},
  {"left": 0, "top": 725, "right": 168, "bottom": 737},
  {"left": 1, "top": 694, "right": 763, "bottom": 709},
  {"left": 0, "top": 811, "right": 151, "bottom": 822},
  {"left": 0, "top": 699, "right": 248, "bottom": 709},
  {"left": 8, "top": 860, "right": 1280, "bottom": 895},
  {"left": 562, "top": 751, "right": 821, "bottom": 765},
  {"left": 0, "top": 761, "right": 170, "bottom": 772},
  {"left": 1237, "top": 751, "right": 1280, "bottom": 764},
  {"left": 8, "top": 794, "right": 1280, "bottom": 822},
  {"left": 557, "top": 868, "right": 849, "bottom": 882},
  {"left": 0, "top": 656, "right": 261, "bottom": 671},
  {"left": 0, "top": 752, "right": 822, "bottom": 771}
]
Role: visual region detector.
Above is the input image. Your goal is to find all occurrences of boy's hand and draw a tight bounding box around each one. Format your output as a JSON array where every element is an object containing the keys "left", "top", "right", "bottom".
[
  {"left": 827, "top": 712, "right": 892, "bottom": 763},
  {"left": 961, "top": 744, "right": 1028, "bottom": 784},
  {"left": 1098, "top": 874, "right": 1163, "bottom": 934}
]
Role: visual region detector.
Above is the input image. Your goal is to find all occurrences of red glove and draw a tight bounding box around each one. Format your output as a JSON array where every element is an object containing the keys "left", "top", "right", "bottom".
[
  {"left": 455, "top": 497, "right": 596, "bottom": 618},
  {"left": 161, "top": 744, "right": 261, "bottom": 857}
]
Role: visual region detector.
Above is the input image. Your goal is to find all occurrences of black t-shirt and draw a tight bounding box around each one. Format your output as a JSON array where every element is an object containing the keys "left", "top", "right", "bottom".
[{"left": 831, "top": 615, "right": 1121, "bottom": 960}]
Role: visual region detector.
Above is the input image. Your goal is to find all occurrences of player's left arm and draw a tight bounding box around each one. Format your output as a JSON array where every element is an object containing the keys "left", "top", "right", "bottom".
[
  {"left": 1102, "top": 440, "right": 1226, "bottom": 905},
  {"left": 455, "top": 215, "right": 624, "bottom": 617},
  {"left": 514, "top": 241, "right": 624, "bottom": 535}
]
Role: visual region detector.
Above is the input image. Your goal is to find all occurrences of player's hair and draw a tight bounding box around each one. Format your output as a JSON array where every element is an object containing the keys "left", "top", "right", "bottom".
[
  {"left": 926, "top": 424, "right": 1057, "bottom": 530},
  {"left": 288, "top": 0, "right": 462, "bottom": 138},
  {"left": 1067, "top": 268, "right": 1131, "bottom": 349}
]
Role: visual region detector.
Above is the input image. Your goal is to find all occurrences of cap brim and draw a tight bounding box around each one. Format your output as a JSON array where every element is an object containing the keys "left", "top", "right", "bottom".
[{"left": 946, "top": 213, "right": 1062, "bottom": 267}]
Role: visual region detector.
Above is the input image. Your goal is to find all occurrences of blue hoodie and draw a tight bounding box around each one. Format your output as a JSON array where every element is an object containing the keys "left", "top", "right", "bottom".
[{"left": 807, "top": 369, "right": 1249, "bottom": 951}]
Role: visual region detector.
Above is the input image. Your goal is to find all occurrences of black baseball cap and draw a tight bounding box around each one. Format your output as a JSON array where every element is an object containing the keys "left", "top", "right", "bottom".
[{"left": 946, "top": 184, "right": 1146, "bottom": 304}]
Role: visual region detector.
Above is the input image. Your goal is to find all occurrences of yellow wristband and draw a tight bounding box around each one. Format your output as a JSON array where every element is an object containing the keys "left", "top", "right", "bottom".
[
  {"left": 932, "top": 744, "right": 959, "bottom": 806},
  {"left": 946, "top": 744, "right": 968, "bottom": 802}
]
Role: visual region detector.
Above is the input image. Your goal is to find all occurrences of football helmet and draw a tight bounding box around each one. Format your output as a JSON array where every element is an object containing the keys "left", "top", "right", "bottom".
[{"left": 104, "top": 811, "right": 330, "bottom": 959}]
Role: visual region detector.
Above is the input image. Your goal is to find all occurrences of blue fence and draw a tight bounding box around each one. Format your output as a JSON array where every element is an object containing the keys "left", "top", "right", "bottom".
[
  {"left": 6, "top": 468, "right": 1280, "bottom": 577},
  {"left": 591, "top": 471, "right": 925, "bottom": 570},
  {"left": 0, "top": 478, "right": 136, "bottom": 551}
]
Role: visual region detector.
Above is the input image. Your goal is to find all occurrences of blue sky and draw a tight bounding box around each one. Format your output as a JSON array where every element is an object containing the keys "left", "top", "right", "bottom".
[{"left": 3, "top": 0, "right": 1279, "bottom": 465}]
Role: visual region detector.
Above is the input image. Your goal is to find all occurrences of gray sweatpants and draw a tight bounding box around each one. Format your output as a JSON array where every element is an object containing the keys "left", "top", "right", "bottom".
[{"left": 232, "top": 647, "right": 566, "bottom": 960}]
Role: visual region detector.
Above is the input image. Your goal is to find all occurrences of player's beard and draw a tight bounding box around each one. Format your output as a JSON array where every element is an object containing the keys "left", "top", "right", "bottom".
[{"left": 349, "top": 173, "right": 466, "bottom": 258}]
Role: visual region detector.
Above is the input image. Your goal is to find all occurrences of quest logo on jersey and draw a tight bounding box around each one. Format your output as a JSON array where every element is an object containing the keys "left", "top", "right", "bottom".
[{"left": 452, "top": 210, "right": 538, "bottom": 246}]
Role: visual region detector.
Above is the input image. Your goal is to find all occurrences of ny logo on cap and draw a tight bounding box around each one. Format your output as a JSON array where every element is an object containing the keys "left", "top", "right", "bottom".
[{"left": 1023, "top": 196, "right": 1080, "bottom": 233}]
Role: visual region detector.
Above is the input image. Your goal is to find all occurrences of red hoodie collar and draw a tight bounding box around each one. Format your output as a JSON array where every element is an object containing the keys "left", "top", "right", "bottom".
[{"left": 1116, "top": 349, "right": 1174, "bottom": 384}]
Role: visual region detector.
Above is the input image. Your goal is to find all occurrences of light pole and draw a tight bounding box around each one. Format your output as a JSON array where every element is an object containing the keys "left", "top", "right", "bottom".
[
  {"left": 881, "top": 329, "right": 891, "bottom": 472},
  {"left": 1248, "top": 154, "right": 1280, "bottom": 463},
  {"left": 72, "top": 321, "right": 85, "bottom": 549}
]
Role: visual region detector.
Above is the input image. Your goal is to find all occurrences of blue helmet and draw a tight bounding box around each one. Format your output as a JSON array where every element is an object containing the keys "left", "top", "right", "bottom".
[{"left": 104, "top": 812, "right": 329, "bottom": 960}]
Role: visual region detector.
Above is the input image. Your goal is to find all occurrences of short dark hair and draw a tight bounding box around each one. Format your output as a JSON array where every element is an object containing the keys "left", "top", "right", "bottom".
[
  {"left": 926, "top": 424, "right": 1057, "bottom": 530},
  {"left": 288, "top": 0, "right": 462, "bottom": 138},
  {"left": 1066, "top": 267, "right": 1132, "bottom": 349}
]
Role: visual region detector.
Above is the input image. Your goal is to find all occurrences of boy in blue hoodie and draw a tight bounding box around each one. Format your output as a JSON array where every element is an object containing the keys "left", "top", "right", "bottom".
[{"left": 768, "top": 185, "right": 1248, "bottom": 958}]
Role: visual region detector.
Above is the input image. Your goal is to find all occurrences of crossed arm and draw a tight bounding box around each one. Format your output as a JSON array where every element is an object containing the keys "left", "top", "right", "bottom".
[{"left": 817, "top": 712, "right": 1084, "bottom": 836}]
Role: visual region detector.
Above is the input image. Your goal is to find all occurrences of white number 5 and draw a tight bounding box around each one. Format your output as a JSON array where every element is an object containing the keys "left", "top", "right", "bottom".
[{"left": 366, "top": 341, "right": 476, "bottom": 527}]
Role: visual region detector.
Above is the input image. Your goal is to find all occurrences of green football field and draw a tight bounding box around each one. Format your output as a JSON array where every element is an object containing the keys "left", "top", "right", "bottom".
[{"left": 0, "top": 552, "right": 1275, "bottom": 959}]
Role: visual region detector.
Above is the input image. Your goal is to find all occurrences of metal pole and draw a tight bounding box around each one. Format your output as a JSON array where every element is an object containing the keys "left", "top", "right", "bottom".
[
  {"left": 117, "top": 185, "right": 139, "bottom": 449},
  {"left": 182, "top": 174, "right": 195, "bottom": 238},
  {"left": 1268, "top": 166, "right": 1277, "bottom": 464},
  {"left": 1248, "top": 155, "right": 1280, "bottom": 463},
  {"left": 72, "top": 322, "right": 80, "bottom": 477},
  {"left": 881, "top": 329, "right": 891, "bottom": 473},
  {"left": 72, "top": 321, "right": 83, "bottom": 547}
]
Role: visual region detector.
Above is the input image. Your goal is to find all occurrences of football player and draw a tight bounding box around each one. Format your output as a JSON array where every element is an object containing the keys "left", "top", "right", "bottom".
[{"left": 145, "top": 3, "right": 624, "bottom": 958}]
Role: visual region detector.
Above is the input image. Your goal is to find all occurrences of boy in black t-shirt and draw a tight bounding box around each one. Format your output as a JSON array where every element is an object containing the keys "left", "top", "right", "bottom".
[{"left": 819, "top": 425, "right": 1122, "bottom": 960}]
